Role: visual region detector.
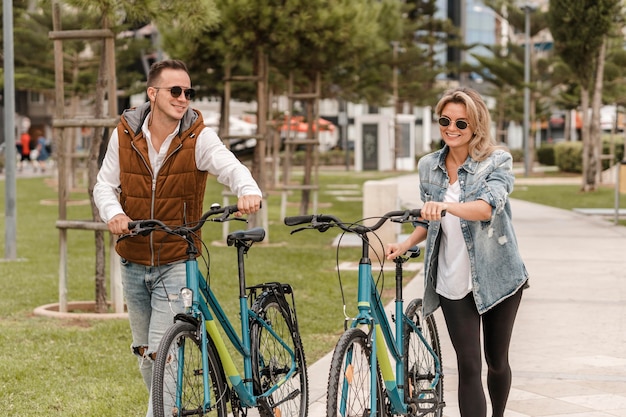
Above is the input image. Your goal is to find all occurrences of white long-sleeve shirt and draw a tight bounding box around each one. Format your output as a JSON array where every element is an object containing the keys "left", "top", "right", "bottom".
[{"left": 94, "top": 115, "right": 262, "bottom": 223}]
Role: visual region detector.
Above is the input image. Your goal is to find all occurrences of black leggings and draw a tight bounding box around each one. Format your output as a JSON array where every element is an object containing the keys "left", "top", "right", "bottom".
[{"left": 439, "top": 288, "right": 523, "bottom": 417}]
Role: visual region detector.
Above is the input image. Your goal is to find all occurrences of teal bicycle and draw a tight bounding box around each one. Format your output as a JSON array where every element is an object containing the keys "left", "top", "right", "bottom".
[
  {"left": 121, "top": 204, "right": 308, "bottom": 417},
  {"left": 285, "top": 209, "right": 444, "bottom": 417}
]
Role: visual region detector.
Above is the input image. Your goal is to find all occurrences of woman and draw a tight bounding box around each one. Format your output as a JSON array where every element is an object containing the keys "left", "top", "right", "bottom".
[{"left": 386, "top": 87, "right": 529, "bottom": 417}]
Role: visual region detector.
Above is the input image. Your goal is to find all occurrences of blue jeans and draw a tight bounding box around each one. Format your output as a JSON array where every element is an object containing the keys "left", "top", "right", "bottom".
[{"left": 121, "top": 259, "right": 186, "bottom": 417}]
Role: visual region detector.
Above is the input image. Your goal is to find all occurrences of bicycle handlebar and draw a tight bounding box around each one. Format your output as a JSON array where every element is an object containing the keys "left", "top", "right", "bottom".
[
  {"left": 284, "top": 209, "right": 446, "bottom": 236},
  {"left": 121, "top": 204, "right": 243, "bottom": 240}
]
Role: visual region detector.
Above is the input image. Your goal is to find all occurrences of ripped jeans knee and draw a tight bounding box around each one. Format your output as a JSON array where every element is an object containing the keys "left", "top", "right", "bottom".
[
  {"left": 133, "top": 345, "right": 157, "bottom": 361},
  {"left": 132, "top": 344, "right": 156, "bottom": 390}
]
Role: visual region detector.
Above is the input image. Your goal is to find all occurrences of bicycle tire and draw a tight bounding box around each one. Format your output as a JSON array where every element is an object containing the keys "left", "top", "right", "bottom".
[
  {"left": 250, "top": 293, "right": 309, "bottom": 417},
  {"left": 403, "top": 299, "right": 444, "bottom": 417},
  {"left": 152, "top": 320, "right": 228, "bottom": 417},
  {"left": 326, "top": 328, "right": 385, "bottom": 417}
]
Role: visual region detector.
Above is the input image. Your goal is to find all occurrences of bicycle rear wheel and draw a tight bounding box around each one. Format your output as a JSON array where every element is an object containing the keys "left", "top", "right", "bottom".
[
  {"left": 250, "top": 292, "right": 309, "bottom": 417},
  {"left": 326, "top": 328, "right": 385, "bottom": 417},
  {"left": 403, "top": 299, "right": 444, "bottom": 417},
  {"left": 152, "top": 320, "right": 228, "bottom": 417}
]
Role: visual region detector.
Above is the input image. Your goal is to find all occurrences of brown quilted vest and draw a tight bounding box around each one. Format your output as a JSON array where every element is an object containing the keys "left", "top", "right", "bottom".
[{"left": 115, "top": 108, "right": 208, "bottom": 266}]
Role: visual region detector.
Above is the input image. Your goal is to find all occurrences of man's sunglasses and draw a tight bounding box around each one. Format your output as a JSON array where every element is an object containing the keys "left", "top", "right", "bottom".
[
  {"left": 154, "top": 86, "right": 196, "bottom": 100},
  {"left": 438, "top": 117, "right": 469, "bottom": 130}
]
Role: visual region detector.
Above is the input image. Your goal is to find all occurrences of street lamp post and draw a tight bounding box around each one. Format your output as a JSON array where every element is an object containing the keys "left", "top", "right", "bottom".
[
  {"left": 522, "top": 3, "right": 536, "bottom": 177},
  {"left": 3, "top": 0, "right": 17, "bottom": 260}
]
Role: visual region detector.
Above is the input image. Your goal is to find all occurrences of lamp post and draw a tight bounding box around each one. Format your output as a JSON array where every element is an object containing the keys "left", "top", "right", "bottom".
[
  {"left": 3, "top": 0, "right": 17, "bottom": 260},
  {"left": 522, "top": 3, "right": 537, "bottom": 177}
]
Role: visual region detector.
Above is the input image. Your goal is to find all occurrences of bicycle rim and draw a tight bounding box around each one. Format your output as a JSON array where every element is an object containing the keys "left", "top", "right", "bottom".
[
  {"left": 326, "top": 328, "right": 384, "bottom": 417},
  {"left": 404, "top": 299, "right": 444, "bottom": 417},
  {"left": 152, "top": 321, "right": 228, "bottom": 417},
  {"left": 251, "top": 294, "right": 309, "bottom": 417}
]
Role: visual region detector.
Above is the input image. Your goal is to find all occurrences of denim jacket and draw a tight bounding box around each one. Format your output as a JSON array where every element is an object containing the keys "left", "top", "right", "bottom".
[{"left": 418, "top": 146, "right": 529, "bottom": 316}]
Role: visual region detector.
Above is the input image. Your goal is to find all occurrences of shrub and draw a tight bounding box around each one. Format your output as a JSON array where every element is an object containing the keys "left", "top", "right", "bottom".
[
  {"left": 536, "top": 144, "right": 555, "bottom": 166},
  {"left": 554, "top": 141, "right": 582, "bottom": 173},
  {"left": 553, "top": 139, "right": 624, "bottom": 173}
]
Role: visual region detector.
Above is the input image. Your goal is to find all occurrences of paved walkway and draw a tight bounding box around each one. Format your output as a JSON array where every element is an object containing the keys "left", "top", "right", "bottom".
[{"left": 309, "top": 173, "right": 626, "bottom": 417}]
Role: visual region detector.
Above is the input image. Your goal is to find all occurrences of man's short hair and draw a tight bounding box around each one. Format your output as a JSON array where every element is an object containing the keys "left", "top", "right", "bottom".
[{"left": 147, "top": 59, "right": 189, "bottom": 87}]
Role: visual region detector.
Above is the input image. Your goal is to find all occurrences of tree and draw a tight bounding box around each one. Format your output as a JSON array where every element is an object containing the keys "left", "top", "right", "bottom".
[
  {"left": 474, "top": 0, "right": 554, "bottom": 157},
  {"left": 171, "top": 0, "right": 404, "bottom": 213},
  {"left": 54, "top": 0, "right": 218, "bottom": 312},
  {"left": 267, "top": 0, "right": 400, "bottom": 213},
  {"left": 548, "top": 0, "right": 621, "bottom": 191},
  {"left": 396, "top": 0, "right": 453, "bottom": 108}
]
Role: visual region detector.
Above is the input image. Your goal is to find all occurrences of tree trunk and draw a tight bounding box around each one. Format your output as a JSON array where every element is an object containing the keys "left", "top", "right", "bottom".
[
  {"left": 590, "top": 37, "right": 607, "bottom": 187},
  {"left": 90, "top": 36, "right": 108, "bottom": 313},
  {"left": 250, "top": 48, "right": 268, "bottom": 228},
  {"left": 580, "top": 86, "right": 593, "bottom": 191},
  {"left": 299, "top": 98, "right": 314, "bottom": 215}
]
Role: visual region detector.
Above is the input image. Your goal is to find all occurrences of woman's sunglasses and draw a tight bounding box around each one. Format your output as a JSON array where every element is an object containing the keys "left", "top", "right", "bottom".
[
  {"left": 154, "top": 86, "right": 196, "bottom": 100},
  {"left": 438, "top": 117, "right": 469, "bottom": 130}
]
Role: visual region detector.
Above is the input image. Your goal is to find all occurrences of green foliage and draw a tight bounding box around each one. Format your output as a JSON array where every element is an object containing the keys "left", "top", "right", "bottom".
[
  {"left": 554, "top": 141, "right": 583, "bottom": 172},
  {"left": 536, "top": 144, "right": 556, "bottom": 166},
  {"left": 552, "top": 138, "right": 624, "bottom": 173},
  {"left": 548, "top": 0, "right": 620, "bottom": 88}
]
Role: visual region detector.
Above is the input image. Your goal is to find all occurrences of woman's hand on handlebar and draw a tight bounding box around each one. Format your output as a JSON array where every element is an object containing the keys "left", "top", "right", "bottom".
[
  {"left": 107, "top": 213, "right": 133, "bottom": 235},
  {"left": 420, "top": 201, "right": 448, "bottom": 221},
  {"left": 235, "top": 194, "right": 262, "bottom": 217}
]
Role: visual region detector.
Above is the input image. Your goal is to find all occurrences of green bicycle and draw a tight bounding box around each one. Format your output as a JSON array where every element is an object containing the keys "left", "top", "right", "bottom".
[
  {"left": 285, "top": 209, "right": 444, "bottom": 417},
  {"left": 121, "top": 204, "right": 308, "bottom": 417}
]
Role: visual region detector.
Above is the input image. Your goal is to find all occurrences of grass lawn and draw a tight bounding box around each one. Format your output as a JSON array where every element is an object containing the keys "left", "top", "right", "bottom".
[
  {"left": 511, "top": 180, "right": 626, "bottom": 226},
  {"left": 1, "top": 166, "right": 624, "bottom": 415}
]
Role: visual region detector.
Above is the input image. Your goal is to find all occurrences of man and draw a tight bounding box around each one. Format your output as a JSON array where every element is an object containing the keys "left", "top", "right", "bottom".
[{"left": 94, "top": 59, "right": 262, "bottom": 415}]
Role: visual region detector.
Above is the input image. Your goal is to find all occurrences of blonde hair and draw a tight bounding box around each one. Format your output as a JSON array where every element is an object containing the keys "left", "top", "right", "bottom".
[{"left": 435, "top": 87, "right": 499, "bottom": 161}]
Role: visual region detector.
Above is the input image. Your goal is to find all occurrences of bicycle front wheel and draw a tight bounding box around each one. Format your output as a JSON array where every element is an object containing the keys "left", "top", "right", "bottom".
[
  {"left": 326, "top": 328, "right": 385, "bottom": 417},
  {"left": 251, "top": 293, "right": 309, "bottom": 417},
  {"left": 403, "top": 299, "right": 444, "bottom": 417},
  {"left": 152, "top": 320, "right": 228, "bottom": 417}
]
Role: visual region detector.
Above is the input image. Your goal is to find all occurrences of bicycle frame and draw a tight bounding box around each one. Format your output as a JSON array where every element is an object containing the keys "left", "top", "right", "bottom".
[
  {"left": 179, "top": 255, "right": 299, "bottom": 411},
  {"left": 352, "top": 240, "right": 443, "bottom": 416}
]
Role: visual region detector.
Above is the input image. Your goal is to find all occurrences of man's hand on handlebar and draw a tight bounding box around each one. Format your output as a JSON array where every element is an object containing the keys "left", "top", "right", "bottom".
[
  {"left": 107, "top": 213, "right": 133, "bottom": 235},
  {"left": 235, "top": 195, "right": 262, "bottom": 217}
]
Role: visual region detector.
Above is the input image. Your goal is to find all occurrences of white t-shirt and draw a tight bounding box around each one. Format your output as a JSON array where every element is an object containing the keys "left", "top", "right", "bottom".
[{"left": 436, "top": 181, "right": 472, "bottom": 300}]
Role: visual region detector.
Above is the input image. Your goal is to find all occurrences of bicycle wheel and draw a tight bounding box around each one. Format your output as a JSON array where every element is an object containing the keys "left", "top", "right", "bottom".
[
  {"left": 250, "top": 293, "right": 309, "bottom": 417},
  {"left": 326, "top": 328, "right": 385, "bottom": 417},
  {"left": 403, "top": 299, "right": 444, "bottom": 417},
  {"left": 152, "top": 320, "right": 228, "bottom": 417}
]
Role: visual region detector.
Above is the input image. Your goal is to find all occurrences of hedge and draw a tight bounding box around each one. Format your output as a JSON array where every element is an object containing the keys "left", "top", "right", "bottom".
[{"left": 551, "top": 139, "right": 625, "bottom": 173}]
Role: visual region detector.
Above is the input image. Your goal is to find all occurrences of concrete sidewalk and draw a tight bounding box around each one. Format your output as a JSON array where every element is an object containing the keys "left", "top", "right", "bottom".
[{"left": 308, "top": 174, "right": 626, "bottom": 417}]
